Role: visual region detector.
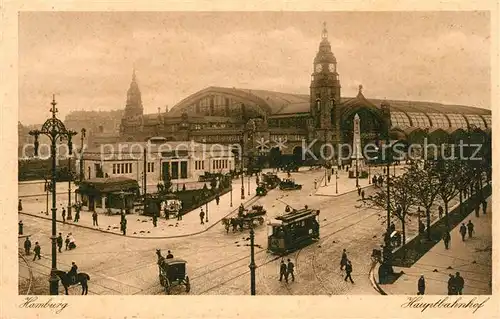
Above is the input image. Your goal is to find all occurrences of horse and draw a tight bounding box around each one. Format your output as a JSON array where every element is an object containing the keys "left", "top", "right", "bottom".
[{"left": 54, "top": 270, "right": 90, "bottom": 295}]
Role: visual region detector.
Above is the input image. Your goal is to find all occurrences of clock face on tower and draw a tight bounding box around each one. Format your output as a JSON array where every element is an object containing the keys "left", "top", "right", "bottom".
[
  {"left": 328, "top": 63, "right": 335, "bottom": 72},
  {"left": 315, "top": 64, "right": 322, "bottom": 73}
]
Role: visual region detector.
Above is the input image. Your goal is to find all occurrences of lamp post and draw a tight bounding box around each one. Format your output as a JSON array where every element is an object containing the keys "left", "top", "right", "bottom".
[
  {"left": 205, "top": 201, "right": 209, "bottom": 223},
  {"left": 77, "top": 128, "right": 86, "bottom": 203},
  {"left": 249, "top": 225, "right": 256, "bottom": 295},
  {"left": 29, "top": 95, "right": 77, "bottom": 295},
  {"left": 241, "top": 159, "right": 245, "bottom": 200},
  {"left": 335, "top": 169, "right": 338, "bottom": 194},
  {"left": 230, "top": 178, "right": 233, "bottom": 207},
  {"left": 67, "top": 156, "right": 73, "bottom": 220},
  {"left": 247, "top": 171, "right": 250, "bottom": 196},
  {"left": 43, "top": 179, "right": 51, "bottom": 215}
]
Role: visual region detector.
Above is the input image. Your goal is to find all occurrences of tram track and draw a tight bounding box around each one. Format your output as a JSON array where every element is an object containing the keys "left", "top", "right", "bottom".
[{"left": 18, "top": 251, "right": 34, "bottom": 295}]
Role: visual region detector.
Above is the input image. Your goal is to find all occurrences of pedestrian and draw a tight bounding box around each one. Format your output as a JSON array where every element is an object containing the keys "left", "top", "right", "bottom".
[
  {"left": 68, "top": 233, "right": 76, "bottom": 250},
  {"left": 121, "top": 217, "right": 127, "bottom": 235},
  {"left": 390, "top": 222, "right": 396, "bottom": 234},
  {"left": 33, "top": 242, "right": 41, "bottom": 261},
  {"left": 287, "top": 258, "right": 295, "bottom": 282},
  {"left": 56, "top": 233, "right": 63, "bottom": 253},
  {"left": 417, "top": 275, "right": 425, "bottom": 295},
  {"left": 18, "top": 220, "right": 23, "bottom": 235},
  {"left": 177, "top": 211, "right": 182, "bottom": 221},
  {"left": 447, "top": 274, "right": 457, "bottom": 295},
  {"left": 62, "top": 208, "right": 66, "bottom": 223},
  {"left": 215, "top": 195, "right": 220, "bottom": 206},
  {"left": 152, "top": 213, "right": 158, "bottom": 227},
  {"left": 467, "top": 220, "right": 474, "bottom": 238},
  {"left": 344, "top": 260, "right": 354, "bottom": 283},
  {"left": 199, "top": 209, "right": 205, "bottom": 225},
  {"left": 279, "top": 260, "right": 288, "bottom": 283},
  {"left": 340, "top": 249, "right": 348, "bottom": 270},
  {"left": 18, "top": 199, "right": 23, "bottom": 212},
  {"left": 24, "top": 236, "right": 31, "bottom": 255},
  {"left": 418, "top": 220, "right": 425, "bottom": 235},
  {"left": 459, "top": 223, "right": 467, "bottom": 241},
  {"left": 327, "top": 175, "right": 331, "bottom": 183},
  {"left": 314, "top": 179, "right": 318, "bottom": 189},
  {"left": 438, "top": 206, "right": 443, "bottom": 219},
  {"left": 357, "top": 187, "right": 361, "bottom": 196},
  {"left": 74, "top": 209, "right": 80, "bottom": 222},
  {"left": 361, "top": 190, "right": 365, "bottom": 200},
  {"left": 166, "top": 250, "right": 174, "bottom": 259},
  {"left": 442, "top": 231, "right": 451, "bottom": 250},
  {"left": 482, "top": 200, "right": 487, "bottom": 215},
  {"left": 92, "top": 211, "right": 98, "bottom": 226},
  {"left": 455, "top": 272, "right": 464, "bottom": 295},
  {"left": 65, "top": 235, "right": 70, "bottom": 250}
]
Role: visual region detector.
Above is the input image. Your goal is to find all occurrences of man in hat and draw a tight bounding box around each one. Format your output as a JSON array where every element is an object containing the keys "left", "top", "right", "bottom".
[
  {"left": 287, "top": 259, "right": 295, "bottom": 282},
  {"left": 455, "top": 272, "right": 465, "bottom": 295},
  {"left": 467, "top": 220, "right": 474, "bottom": 238},
  {"left": 24, "top": 236, "right": 31, "bottom": 255},
  {"left": 68, "top": 262, "right": 78, "bottom": 284},
  {"left": 56, "top": 233, "right": 63, "bottom": 253},
  {"left": 417, "top": 275, "right": 426, "bottom": 295},
  {"left": 279, "top": 260, "right": 288, "bottom": 283},
  {"left": 459, "top": 223, "right": 467, "bottom": 241},
  {"left": 33, "top": 242, "right": 41, "bottom": 261}
]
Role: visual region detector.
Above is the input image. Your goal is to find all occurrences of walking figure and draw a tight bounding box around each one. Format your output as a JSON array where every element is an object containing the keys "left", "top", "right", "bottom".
[
  {"left": 482, "top": 200, "right": 487, "bottom": 215},
  {"left": 340, "top": 249, "right": 348, "bottom": 270},
  {"left": 459, "top": 223, "right": 467, "bottom": 241},
  {"left": 287, "top": 259, "right": 295, "bottom": 282},
  {"left": 455, "top": 272, "right": 464, "bottom": 295},
  {"left": 361, "top": 190, "right": 365, "bottom": 200},
  {"left": 92, "top": 211, "right": 98, "bottom": 226},
  {"left": 279, "top": 260, "right": 288, "bottom": 283},
  {"left": 467, "top": 220, "right": 474, "bottom": 238},
  {"left": 62, "top": 208, "right": 66, "bottom": 223},
  {"left": 18, "top": 220, "right": 23, "bottom": 235},
  {"left": 199, "top": 209, "right": 205, "bottom": 225},
  {"left": 166, "top": 250, "right": 174, "bottom": 259},
  {"left": 447, "top": 274, "right": 457, "bottom": 295},
  {"left": 417, "top": 275, "right": 425, "bottom": 295},
  {"left": 314, "top": 180, "right": 318, "bottom": 189},
  {"left": 18, "top": 199, "right": 23, "bottom": 212},
  {"left": 121, "top": 217, "right": 127, "bottom": 235},
  {"left": 177, "top": 211, "right": 182, "bottom": 221},
  {"left": 57, "top": 233, "right": 63, "bottom": 253},
  {"left": 442, "top": 231, "right": 451, "bottom": 250},
  {"left": 438, "top": 206, "right": 443, "bottom": 219},
  {"left": 65, "top": 235, "right": 70, "bottom": 250},
  {"left": 24, "top": 237, "right": 31, "bottom": 255},
  {"left": 74, "top": 209, "right": 80, "bottom": 222},
  {"left": 474, "top": 204, "right": 480, "bottom": 217},
  {"left": 357, "top": 187, "right": 361, "bottom": 196},
  {"left": 152, "top": 213, "right": 158, "bottom": 227},
  {"left": 33, "top": 242, "right": 41, "bottom": 261},
  {"left": 344, "top": 260, "right": 354, "bottom": 283},
  {"left": 215, "top": 195, "right": 220, "bottom": 206}
]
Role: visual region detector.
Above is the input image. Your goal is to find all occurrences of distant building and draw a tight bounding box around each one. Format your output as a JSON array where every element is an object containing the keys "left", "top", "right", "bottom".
[
  {"left": 78, "top": 138, "right": 235, "bottom": 192},
  {"left": 64, "top": 109, "right": 123, "bottom": 148}
]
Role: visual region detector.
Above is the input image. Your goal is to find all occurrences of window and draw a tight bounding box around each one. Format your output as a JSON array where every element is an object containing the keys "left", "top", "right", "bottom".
[
  {"left": 147, "top": 162, "right": 155, "bottom": 173},
  {"left": 427, "top": 113, "right": 450, "bottom": 129},
  {"left": 390, "top": 112, "right": 411, "bottom": 128},
  {"left": 464, "top": 114, "right": 486, "bottom": 129},
  {"left": 407, "top": 112, "right": 431, "bottom": 128},
  {"left": 481, "top": 115, "right": 491, "bottom": 128},
  {"left": 446, "top": 114, "right": 468, "bottom": 128},
  {"left": 121, "top": 163, "right": 124, "bottom": 174},
  {"left": 129, "top": 163, "right": 132, "bottom": 173},
  {"left": 180, "top": 161, "right": 187, "bottom": 179},
  {"left": 113, "top": 164, "right": 116, "bottom": 174}
]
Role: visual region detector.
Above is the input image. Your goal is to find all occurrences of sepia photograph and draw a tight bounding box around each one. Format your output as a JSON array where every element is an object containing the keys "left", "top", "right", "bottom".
[{"left": 5, "top": 6, "right": 497, "bottom": 317}]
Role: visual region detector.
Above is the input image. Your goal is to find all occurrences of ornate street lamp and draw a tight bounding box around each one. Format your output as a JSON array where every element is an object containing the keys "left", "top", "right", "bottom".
[{"left": 29, "top": 95, "right": 77, "bottom": 295}]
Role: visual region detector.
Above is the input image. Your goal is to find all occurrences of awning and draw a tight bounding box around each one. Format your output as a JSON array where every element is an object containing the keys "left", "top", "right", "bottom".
[{"left": 77, "top": 177, "right": 139, "bottom": 195}]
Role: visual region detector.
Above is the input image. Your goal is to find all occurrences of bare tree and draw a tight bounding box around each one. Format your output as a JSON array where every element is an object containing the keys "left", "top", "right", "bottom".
[
  {"left": 435, "top": 158, "right": 460, "bottom": 231},
  {"left": 407, "top": 160, "right": 441, "bottom": 241},
  {"left": 370, "top": 173, "right": 417, "bottom": 245}
]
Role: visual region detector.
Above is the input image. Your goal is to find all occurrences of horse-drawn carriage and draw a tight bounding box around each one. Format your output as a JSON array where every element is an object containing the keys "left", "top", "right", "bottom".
[
  {"left": 161, "top": 193, "right": 182, "bottom": 219},
  {"left": 221, "top": 204, "right": 267, "bottom": 233},
  {"left": 279, "top": 178, "right": 302, "bottom": 190},
  {"left": 156, "top": 249, "right": 190, "bottom": 294}
]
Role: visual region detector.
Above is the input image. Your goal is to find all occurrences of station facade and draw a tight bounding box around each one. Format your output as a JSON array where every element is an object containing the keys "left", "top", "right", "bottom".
[{"left": 119, "top": 24, "right": 492, "bottom": 165}]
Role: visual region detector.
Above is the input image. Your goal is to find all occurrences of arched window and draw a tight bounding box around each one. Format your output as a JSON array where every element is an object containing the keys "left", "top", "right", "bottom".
[
  {"left": 427, "top": 113, "right": 450, "bottom": 129},
  {"left": 407, "top": 112, "right": 431, "bottom": 128},
  {"left": 446, "top": 114, "right": 468, "bottom": 128},
  {"left": 464, "top": 114, "right": 486, "bottom": 129},
  {"left": 390, "top": 112, "right": 411, "bottom": 128}
]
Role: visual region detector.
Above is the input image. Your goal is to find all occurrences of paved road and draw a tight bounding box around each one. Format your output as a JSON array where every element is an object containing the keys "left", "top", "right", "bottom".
[{"left": 19, "top": 169, "right": 385, "bottom": 295}]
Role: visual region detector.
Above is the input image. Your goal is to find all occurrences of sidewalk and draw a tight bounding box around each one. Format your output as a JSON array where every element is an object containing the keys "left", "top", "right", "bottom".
[
  {"left": 19, "top": 178, "right": 257, "bottom": 239},
  {"left": 378, "top": 196, "right": 492, "bottom": 295},
  {"left": 314, "top": 165, "right": 407, "bottom": 197}
]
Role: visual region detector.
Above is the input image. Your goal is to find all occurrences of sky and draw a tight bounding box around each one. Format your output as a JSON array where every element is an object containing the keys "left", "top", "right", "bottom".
[{"left": 18, "top": 11, "right": 491, "bottom": 125}]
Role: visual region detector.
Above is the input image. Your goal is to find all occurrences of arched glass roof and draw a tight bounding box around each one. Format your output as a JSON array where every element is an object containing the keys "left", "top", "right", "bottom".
[
  {"left": 465, "top": 114, "right": 486, "bottom": 129},
  {"left": 390, "top": 112, "right": 411, "bottom": 128},
  {"left": 407, "top": 112, "right": 431, "bottom": 128},
  {"left": 427, "top": 113, "right": 450, "bottom": 129},
  {"left": 481, "top": 115, "right": 491, "bottom": 128},
  {"left": 446, "top": 114, "right": 468, "bottom": 128}
]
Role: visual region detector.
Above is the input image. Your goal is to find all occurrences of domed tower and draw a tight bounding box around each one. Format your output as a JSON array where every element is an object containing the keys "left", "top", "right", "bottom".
[
  {"left": 310, "top": 22, "right": 341, "bottom": 144},
  {"left": 123, "top": 69, "right": 144, "bottom": 119}
]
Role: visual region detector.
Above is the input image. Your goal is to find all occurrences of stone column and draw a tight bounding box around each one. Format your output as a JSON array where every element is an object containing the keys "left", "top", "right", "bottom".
[{"left": 102, "top": 195, "right": 106, "bottom": 209}]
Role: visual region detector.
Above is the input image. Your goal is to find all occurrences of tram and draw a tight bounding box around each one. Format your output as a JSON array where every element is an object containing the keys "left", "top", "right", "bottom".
[{"left": 267, "top": 208, "right": 320, "bottom": 254}]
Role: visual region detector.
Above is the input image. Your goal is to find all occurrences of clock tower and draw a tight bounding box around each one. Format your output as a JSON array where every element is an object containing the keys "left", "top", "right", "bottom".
[{"left": 310, "top": 22, "right": 341, "bottom": 145}]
